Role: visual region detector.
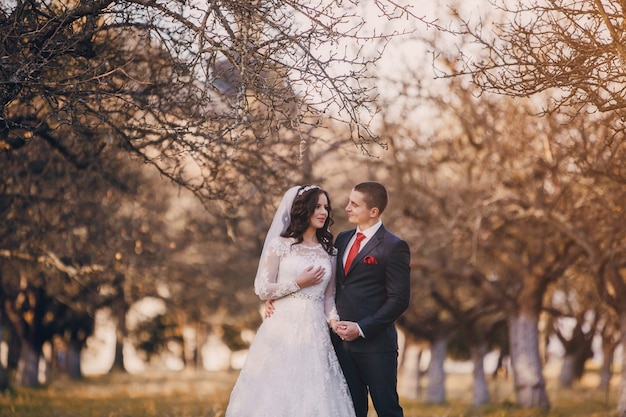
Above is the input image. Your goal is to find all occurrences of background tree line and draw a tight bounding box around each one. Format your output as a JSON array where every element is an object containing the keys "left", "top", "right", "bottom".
[
  {"left": 0, "top": 0, "right": 417, "bottom": 390},
  {"left": 4, "top": 1, "right": 626, "bottom": 416}
]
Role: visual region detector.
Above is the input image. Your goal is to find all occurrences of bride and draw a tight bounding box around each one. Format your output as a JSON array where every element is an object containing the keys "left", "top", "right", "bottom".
[{"left": 225, "top": 185, "right": 356, "bottom": 417}]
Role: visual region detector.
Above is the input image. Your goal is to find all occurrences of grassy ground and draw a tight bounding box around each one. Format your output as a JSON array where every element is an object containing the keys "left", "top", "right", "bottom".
[{"left": 0, "top": 370, "right": 619, "bottom": 417}]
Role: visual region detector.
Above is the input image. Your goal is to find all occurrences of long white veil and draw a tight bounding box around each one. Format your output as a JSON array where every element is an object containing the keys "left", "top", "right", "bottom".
[{"left": 254, "top": 185, "right": 300, "bottom": 283}]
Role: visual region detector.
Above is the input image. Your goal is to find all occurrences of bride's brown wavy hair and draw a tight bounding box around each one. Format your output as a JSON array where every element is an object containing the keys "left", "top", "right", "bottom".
[{"left": 281, "top": 186, "right": 335, "bottom": 255}]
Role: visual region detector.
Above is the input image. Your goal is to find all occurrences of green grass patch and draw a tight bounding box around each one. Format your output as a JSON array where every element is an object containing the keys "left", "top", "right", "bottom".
[{"left": 0, "top": 371, "right": 619, "bottom": 417}]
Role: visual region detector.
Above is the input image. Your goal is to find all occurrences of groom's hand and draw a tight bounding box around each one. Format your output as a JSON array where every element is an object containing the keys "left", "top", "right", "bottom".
[
  {"left": 264, "top": 299, "right": 275, "bottom": 319},
  {"left": 335, "top": 320, "right": 359, "bottom": 341}
]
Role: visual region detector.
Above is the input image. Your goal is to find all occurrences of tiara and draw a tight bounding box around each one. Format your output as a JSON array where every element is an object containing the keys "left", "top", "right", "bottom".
[{"left": 297, "top": 185, "right": 320, "bottom": 196}]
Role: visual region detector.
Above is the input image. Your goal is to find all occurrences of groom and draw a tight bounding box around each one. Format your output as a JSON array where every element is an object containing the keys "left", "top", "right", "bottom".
[{"left": 331, "top": 181, "right": 411, "bottom": 417}]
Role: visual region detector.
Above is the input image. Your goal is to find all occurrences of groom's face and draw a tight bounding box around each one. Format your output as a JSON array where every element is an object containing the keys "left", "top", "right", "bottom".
[{"left": 345, "top": 189, "right": 375, "bottom": 228}]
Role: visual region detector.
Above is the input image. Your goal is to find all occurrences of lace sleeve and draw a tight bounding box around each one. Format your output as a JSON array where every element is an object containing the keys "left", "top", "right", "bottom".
[
  {"left": 324, "top": 252, "right": 339, "bottom": 323},
  {"left": 254, "top": 238, "right": 300, "bottom": 300}
]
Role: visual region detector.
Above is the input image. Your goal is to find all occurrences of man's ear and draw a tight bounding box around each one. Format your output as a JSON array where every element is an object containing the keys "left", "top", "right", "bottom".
[{"left": 370, "top": 207, "right": 380, "bottom": 218}]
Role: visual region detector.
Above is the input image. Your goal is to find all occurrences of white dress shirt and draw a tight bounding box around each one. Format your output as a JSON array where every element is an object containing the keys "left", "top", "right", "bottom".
[{"left": 342, "top": 220, "right": 383, "bottom": 267}]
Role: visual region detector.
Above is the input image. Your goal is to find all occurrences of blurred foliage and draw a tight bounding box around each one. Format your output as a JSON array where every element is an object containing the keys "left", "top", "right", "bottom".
[
  {"left": 220, "top": 324, "right": 251, "bottom": 352},
  {"left": 133, "top": 313, "right": 183, "bottom": 362}
]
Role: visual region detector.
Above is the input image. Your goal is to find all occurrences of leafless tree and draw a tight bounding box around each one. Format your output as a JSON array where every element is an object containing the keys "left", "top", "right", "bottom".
[
  {"left": 444, "top": 0, "right": 626, "bottom": 150},
  {"left": 436, "top": 2, "right": 626, "bottom": 413},
  {"left": 0, "top": 0, "right": 431, "bottom": 385},
  {"left": 1, "top": 0, "right": 427, "bottom": 207},
  {"left": 374, "top": 46, "right": 610, "bottom": 408},
  {"left": 447, "top": 0, "right": 626, "bottom": 107}
]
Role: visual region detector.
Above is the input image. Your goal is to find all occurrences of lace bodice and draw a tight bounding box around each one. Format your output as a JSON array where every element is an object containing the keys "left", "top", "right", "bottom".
[{"left": 254, "top": 237, "right": 339, "bottom": 322}]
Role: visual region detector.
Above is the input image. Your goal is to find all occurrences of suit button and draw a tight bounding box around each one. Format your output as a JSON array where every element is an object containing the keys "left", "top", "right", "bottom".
[{"left": 341, "top": 285, "right": 346, "bottom": 289}]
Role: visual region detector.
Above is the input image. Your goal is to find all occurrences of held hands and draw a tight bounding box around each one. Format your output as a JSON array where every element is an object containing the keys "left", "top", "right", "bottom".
[
  {"left": 295, "top": 265, "right": 325, "bottom": 288},
  {"left": 333, "top": 321, "right": 359, "bottom": 342}
]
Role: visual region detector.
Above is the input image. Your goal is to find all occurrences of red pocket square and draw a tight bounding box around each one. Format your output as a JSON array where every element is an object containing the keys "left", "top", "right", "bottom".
[{"left": 363, "top": 256, "right": 378, "bottom": 264}]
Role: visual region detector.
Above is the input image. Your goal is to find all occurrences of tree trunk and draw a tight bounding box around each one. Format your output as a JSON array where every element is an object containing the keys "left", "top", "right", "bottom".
[
  {"left": 558, "top": 353, "right": 578, "bottom": 387},
  {"left": 492, "top": 350, "right": 509, "bottom": 379},
  {"left": 0, "top": 321, "right": 7, "bottom": 392},
  {"left": 0, "top": 365, "right": 7, "bottom": 392},
  {"left": 415, "top": 348, "right": 423, "bottom": 399},
  {"left": 508, "top": 312, "right": 550, "bottom": 410},
  {"left": 470, "top": 341, "right": 490, "bottom": 406},
  {"left": 52, "top": 337, "right": 68, "bottom": 377},
  {"left": 599, "top": 341, "right": 615, "bottom": 389},
  {"left": 16, "top": 342, "right": 41, "bottom": 387},
  {"left": 616, "top": 316, "right": 626, "bottom": 417},
  {"left": 111, "top": 326, "right": 125, "bottom": 372},
  {"left": 195, "top": 323, "right": 209, "bottom": 371},
  {"left": 67, "top": 338, "right": 82, "bottom": 380},
  {"left": 182, "top": 324, "right": 195, "bottom": 371},
  {"left": 558, "top": 321, "right": 594, "bottom": 388},
  {"left": 110, "top": 307, "right": 127, "bottom": 373},
  {"left": 426, "top": 336, "right": 447, "bottom": 404},
  {"left": 7, "top": 331, "right": 20, "bottom": 372}
]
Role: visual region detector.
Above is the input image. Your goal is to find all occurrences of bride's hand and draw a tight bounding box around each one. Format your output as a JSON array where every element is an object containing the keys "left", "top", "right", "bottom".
[
  {"left": 264, "top": 300, "right": 275, "bottom": 319},
  {"left": 295, "top": 265, "right": 325, "bottom": 288}
]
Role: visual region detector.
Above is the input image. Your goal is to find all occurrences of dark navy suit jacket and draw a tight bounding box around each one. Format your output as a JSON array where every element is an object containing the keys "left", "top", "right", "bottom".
[{"left": 334, "top": 225, "right": 411, "bottom": 353}]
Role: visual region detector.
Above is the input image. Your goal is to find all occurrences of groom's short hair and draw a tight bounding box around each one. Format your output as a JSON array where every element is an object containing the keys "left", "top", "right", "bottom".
[{"left": 354, "top": 181, "right": 388, "bottom": 214}]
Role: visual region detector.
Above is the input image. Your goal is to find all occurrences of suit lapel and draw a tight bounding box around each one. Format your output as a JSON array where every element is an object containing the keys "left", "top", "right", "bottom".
[
  {"left": 344, "top": 226, "right": 385, "bottom": 275},
  {"left": 336, "top": 230, "right": 355, "bottom": 282},
  {"left": 338, "top": 230, "right": 355, "bottom": 260}
]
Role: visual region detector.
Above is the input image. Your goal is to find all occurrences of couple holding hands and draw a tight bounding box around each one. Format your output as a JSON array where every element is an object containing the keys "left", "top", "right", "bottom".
[{"left": 225, "top": 181, "right": 411, "bottom": 417}]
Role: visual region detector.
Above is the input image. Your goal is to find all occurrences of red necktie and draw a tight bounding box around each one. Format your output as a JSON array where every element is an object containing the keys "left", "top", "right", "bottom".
[{"left": 344, "top": 232, "right": 365, "bottom": 274}]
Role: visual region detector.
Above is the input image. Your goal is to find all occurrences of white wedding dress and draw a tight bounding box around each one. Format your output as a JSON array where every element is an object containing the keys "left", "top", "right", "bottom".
[{"left": 225, "top": 237, "right": 356, "bottom": 417}]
